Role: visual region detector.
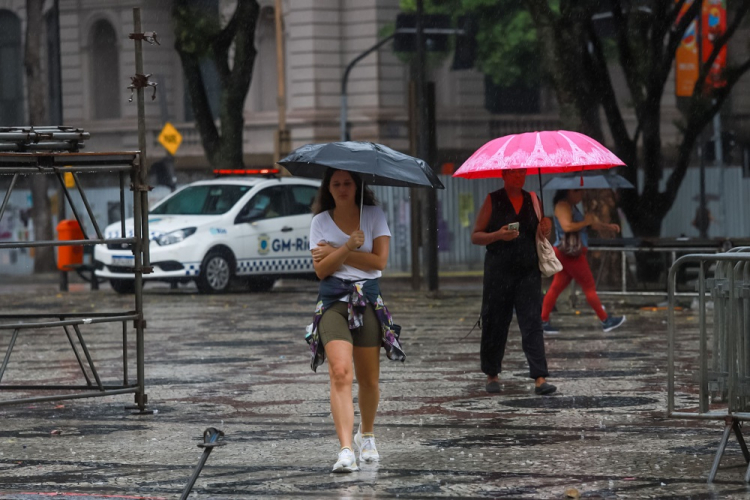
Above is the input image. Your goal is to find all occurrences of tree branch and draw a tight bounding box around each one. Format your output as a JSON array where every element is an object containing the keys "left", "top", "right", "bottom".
[
  {"left": 693, "top": 2, "right": 750, "bottom": 97},
  {"left": 586, "top": 23, "right": 635, "bottom": 164},
  {"left": 610, "top": 0, "right": 644, "bottom": 116},
  {"left": 665, "top": 0, "right": 701, "bottom": 62}
]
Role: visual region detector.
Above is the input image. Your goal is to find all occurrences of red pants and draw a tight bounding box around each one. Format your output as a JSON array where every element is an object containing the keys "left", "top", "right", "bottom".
[{"left": 541, "top": 247, "right": 608, "bottom": 322}]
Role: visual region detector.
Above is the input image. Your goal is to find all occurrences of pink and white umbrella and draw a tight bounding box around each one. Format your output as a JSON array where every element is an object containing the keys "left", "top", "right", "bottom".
[
  {"left": 453, "top": 130, "right": 625, "bottom": 179},
  {"left": 453, "top": 130, "right": 626, "bottom": 208}
]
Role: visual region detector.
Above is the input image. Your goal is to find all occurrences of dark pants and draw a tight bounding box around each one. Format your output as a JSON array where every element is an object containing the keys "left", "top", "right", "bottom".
[{"left": 480, "top": 253, "right": 549, "bottom": 380}]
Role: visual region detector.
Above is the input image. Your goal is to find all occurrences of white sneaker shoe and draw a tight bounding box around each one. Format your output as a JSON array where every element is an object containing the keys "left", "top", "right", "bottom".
[
  {"left": 353, "top": 423, "right": 380, "bottom": 463},
  {"left": 332, "top": 447, "right": 359, "bottom": 473}
]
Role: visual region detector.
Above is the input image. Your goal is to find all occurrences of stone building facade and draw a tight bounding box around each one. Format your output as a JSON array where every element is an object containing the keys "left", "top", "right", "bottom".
[{"left": 1, "top": 0, "right": 748, "bottom": 178}]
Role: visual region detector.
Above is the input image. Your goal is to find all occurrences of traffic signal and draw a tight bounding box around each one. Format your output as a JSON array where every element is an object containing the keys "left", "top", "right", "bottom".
[
  {"left": 394, "top": 13, "right": 451, "bottom": 53},
  {"left": 451, "top": 14, "right": 478, "bottom": 70}
]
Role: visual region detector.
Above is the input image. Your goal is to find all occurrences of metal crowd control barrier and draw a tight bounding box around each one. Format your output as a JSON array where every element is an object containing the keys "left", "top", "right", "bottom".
[
  {"left": 587, "top": 238, "right": 725, "bottom": 297},
  {"left": 0, "top": 151, "right": 150, "bottom": 412},
  {"left": 667, "top": 247, "right": 750, "bottom": 483}
]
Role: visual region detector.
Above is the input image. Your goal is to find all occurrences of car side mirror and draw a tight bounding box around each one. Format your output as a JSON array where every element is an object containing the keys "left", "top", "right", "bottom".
[{"left": 235, "top": 208, "right": 264, "bottom": 224}]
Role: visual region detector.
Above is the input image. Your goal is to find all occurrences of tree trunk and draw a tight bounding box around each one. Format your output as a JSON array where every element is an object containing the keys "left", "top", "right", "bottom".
[
  {"left": 25, "top": 0, "right": 55, "bottom": 273},
  {"left": 173, "top": 0, "right": 259, "bottom": 171},
  {"left": 527, "top": 2, "right": 750, "bottom": 240}
]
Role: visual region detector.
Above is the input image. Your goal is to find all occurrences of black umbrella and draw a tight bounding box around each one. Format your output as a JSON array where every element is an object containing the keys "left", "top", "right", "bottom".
[
  {"left": 543, "top": 173, "right": 634, "bottom": 190},
  {"left": 277, "top": 141, "right": 444, "bottom": 189}
]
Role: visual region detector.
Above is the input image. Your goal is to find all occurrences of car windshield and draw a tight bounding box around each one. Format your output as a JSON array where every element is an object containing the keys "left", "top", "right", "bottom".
[{"left": 151, "top": 185, "right": 250, "bottom": 215}]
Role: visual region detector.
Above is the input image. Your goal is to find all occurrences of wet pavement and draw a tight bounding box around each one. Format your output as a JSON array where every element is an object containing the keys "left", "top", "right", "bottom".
[{"left": 0, "top": 274, "right": 749, "bottom": 499}]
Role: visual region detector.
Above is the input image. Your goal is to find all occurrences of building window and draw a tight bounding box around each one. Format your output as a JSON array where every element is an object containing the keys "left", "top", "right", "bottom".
[
  {"left": 0, "top": 10, "right": 24, "bottom": 126},
  {"left": 46, "top": 4, "right": 62, "bottom": 125},
  {"left": 91, "top": 19, "right": 120, "bottom": 119},
  {"left": 484, "top": 75, "right": 541, "bottom": 115}
]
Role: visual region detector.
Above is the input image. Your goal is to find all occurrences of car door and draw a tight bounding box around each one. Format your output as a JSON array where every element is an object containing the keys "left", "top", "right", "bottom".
[
  {"left": 232, "top": 185, "right": 299, "bottom": 276},
  {"left": 282, "top": 183, "right": 318, "bottom": 272}
]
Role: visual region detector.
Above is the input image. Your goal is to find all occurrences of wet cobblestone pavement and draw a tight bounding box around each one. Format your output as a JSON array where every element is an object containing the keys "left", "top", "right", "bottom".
[{"left": 1, "top": 277, "right": 750, "bottom": 499}]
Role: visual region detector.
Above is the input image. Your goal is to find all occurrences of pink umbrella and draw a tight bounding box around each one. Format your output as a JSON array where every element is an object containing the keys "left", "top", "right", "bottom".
[{"left": 453, "top": 130, "right": 626, "bottom": 208}]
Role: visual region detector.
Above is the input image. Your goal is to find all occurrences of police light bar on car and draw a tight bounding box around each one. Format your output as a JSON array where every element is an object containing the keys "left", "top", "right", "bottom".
[{"left": 213, "top": 168, "right": 280, "bottom": 176}]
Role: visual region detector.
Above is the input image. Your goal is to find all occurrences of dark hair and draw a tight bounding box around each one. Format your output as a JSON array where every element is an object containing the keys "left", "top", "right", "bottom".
[
  {"left": 553, "top": 189, "right": 570, "bottom": 206},
  {"left": 313, "top": 168, "right": 378, "bottom": 215}
]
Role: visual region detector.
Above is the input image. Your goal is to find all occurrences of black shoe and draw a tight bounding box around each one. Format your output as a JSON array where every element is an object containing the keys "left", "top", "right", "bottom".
[
  {"left": 534, "top": 382, "right": 557, "bottom": 395},
  {"left": 601, "top": 315, "right": 626, "bottom": 332},
  {"left": 542, "top": 321, "right": 560, "bottom": 335},
  {"left": 486, "top": 381, "right": 501, "bottom": 393}
]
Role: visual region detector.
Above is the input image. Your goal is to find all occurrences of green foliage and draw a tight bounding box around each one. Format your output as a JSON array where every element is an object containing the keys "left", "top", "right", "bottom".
[
  {"left": 474, "top": 7, "right": 539, "bottom": 86},
  {"left": 398, "top": 0, "right": 541, "bottom": 87},
  {"left": 173, "top": 6, "right": 220, "bottom": 57}
]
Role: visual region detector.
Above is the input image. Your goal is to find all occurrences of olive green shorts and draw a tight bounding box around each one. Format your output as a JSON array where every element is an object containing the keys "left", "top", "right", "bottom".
[{"left": 319, "top": 301, "right": 382, "bottom": 348}]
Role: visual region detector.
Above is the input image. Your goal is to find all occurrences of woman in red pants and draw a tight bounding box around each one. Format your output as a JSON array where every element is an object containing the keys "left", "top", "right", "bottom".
[{"left": 541, "top": 189, "right": 626, "bottom": 334}]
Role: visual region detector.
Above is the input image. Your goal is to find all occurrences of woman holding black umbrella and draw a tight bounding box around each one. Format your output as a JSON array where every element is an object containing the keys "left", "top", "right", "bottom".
[{"left": 305, "top": 168, "right": 404, "bottom": 473}]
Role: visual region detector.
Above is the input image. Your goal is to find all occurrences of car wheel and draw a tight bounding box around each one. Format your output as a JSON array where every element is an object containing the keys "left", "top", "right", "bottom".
[
  {"left": 196, "top": 251, "right": 233, "bottom": 293},
  {"left": 110, "top": 279, "right": 136, "bottom": 294},
  {"left": 247, "top": 277, "right": 276, "bottom": 293}
]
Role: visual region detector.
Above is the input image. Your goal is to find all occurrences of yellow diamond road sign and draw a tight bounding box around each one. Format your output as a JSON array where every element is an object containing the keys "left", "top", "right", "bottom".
[{"left": 158, "top": 122, "right": 182, "bottom": 156}]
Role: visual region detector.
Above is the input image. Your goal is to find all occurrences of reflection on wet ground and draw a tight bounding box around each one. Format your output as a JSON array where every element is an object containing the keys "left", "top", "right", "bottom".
[{"left": 0, "top": 277, "right": 747, "bottom": 498}]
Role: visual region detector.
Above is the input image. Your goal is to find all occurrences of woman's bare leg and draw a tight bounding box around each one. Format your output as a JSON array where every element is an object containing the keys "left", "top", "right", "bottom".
[
  {"left": 353, "top": 346, "right": 380, "bottom": 433},
  {"left": 326, "top": 340, "right": 354, "bottom": 448}
]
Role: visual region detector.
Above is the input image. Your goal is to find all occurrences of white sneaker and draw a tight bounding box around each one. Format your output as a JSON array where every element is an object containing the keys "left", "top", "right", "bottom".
[
  {"left": 332, "top": 447, "right": 359, "bottom": 473},
  {"left": 353, "top": 423, "right": 380, "bottom": 463}
]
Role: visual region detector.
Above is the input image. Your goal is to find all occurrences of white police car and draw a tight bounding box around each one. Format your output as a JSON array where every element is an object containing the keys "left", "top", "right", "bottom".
[{"left": 94, "top": 172, "right": 320, "bottom": 293}]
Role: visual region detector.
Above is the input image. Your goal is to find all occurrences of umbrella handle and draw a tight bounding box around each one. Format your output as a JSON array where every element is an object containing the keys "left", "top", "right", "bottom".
[
  {"left": 359, "top": 179, "right": 364, "bottom": 230},
  {"left": 537, "top": 169, "right": 545, "bottom": 213}
]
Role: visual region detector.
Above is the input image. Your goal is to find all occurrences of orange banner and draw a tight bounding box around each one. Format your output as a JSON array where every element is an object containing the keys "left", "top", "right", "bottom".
[
  {"left": 675, "top": 0, "right": 727, "bottom": 97},
  {"left": 675, "top": 0, "right": 699, "bottom": 97},
  {"left": 702, "top": 0, "right": 727, "bottom": 89}
]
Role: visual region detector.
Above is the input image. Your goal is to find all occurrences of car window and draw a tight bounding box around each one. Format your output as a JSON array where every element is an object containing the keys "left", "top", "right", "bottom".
[
  {"left": 151, "top": 185, "right": 250, "bottom": 215},
  {"left": 238, "top": 186, "right": 289, "bottom": 221},
  {"left": 289, "top": 185, "right": 317, "bottom": 215}
]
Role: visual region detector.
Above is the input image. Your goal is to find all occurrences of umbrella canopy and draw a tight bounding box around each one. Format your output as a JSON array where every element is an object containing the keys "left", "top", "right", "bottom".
[
  {"left": 278, "top": 141, "right": 444, "bottom": 189},
  {"left": 453, "top": 130, "right": 626, "bottom": 180},
  {"left": 543, "top": 173, "right": 634, "bottom": 190}
]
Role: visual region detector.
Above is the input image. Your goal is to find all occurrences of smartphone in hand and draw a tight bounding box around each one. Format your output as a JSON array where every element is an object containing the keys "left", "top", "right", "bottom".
[{"left": 507, "top": 222, "right": 520, "bottom": 231}]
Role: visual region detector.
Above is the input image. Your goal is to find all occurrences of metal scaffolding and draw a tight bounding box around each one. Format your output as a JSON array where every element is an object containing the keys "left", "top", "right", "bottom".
[
  {"left": 0, "top": 150, "right": 149, "bottom": 411},
  {"left": 0, "top": 7, "right": 156, "bottom": 411}
]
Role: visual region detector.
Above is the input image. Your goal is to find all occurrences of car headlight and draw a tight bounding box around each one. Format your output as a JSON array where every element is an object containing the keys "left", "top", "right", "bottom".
[{"left": 156, "top": 227, "right": 197, "bottom": 246}]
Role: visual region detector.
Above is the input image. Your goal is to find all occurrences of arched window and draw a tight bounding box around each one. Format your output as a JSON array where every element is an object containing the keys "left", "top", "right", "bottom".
[
  {"left": 90, "top": 19, "right": 120, "bottom": 119},
  {"left": 46, "top": 4, "right": 62, "bottom": 125},
  {"left": 0, "top": 10, "right": 24, "bottom": 126}
]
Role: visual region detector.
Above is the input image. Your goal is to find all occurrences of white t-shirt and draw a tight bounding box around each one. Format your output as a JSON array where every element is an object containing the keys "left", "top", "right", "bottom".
[{"left": 309, "top": 205, "right": 391, "bottom": 281}]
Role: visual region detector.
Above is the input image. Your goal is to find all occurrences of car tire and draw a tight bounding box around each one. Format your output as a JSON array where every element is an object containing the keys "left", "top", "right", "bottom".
[
  {"left": 196, "top": 250, "right": 234, "bottom": 294},
  {"left": 247, "top": 276, "right": 276, "bottom": 293},
  {"left": 110, "top": 279, "right": 136, "bottom": 294}
]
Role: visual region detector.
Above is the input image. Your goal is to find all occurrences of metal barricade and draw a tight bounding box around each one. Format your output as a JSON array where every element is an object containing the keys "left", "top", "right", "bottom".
[
  {"left": 667, "top": 247, "right": 750, "bottom": 482},
  {"left": 588, "top": 238, "right": 723, "bottom": 297}
]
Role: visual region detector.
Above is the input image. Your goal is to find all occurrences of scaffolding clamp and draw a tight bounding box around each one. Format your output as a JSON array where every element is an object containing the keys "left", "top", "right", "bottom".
[
  {"left": 129, "top": 182, "right": 154, "bottom": 193},
  {"left": 127, "top": 74, "right": 158, "bottom": 102},
  {"left": 128, "top": 32, "right": 160, "bottom": 46}
]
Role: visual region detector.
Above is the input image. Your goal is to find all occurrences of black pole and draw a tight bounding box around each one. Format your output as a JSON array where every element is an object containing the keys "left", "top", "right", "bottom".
[
  {"left": 415, "top": 0, "right": 439, "bottom": 292},
  {"left": 340, "top": 33, "right": 396, "bottom": 141},
  {"left": 537, "top": 169, "right": 544, "bottom": 213},
  {"left": 697, "top": 0, "right": 707, "bottom": 238}
]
